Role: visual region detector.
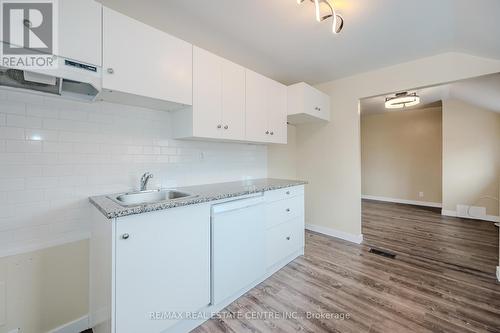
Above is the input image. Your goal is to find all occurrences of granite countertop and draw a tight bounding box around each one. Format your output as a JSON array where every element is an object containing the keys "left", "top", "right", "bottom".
[{"left": 89, "top": 178, "right": 307, "bottom": 219}]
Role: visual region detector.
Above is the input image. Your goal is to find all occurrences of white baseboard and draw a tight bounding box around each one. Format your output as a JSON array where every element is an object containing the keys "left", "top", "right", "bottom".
[
  {"left": 442, "top": 210, "right": 500, "bottom": 223},
  {"left": 306, "top": 224, "right": 363, "bottom": 244},
  {"left": 362, "top": 195, "right": 442, "bottom": 208},
  {"left": 47, "top": 315, "right": 89, "bottom": 333}
]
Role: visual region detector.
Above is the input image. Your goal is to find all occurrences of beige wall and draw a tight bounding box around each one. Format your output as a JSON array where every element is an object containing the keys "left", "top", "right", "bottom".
[
  {"left": 267, "top": 53, "right": 500, "bottom": 237},
  {"left": 361, "top": 107, "right": 443, "bottom": 204},
  {"left": 268, "top": 125, "right": 298, "bottom": 179},
  {"left": 443, "top": 99, "right": 500, "bottom": 216},
  {"left": 0, "top": 240, "right": 89, "bottom": 333}
]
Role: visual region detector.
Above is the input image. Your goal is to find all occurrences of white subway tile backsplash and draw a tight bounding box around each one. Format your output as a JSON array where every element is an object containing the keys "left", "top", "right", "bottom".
[
  {"left": 5, "top": 140, "right": 42, "bottom": 153},
  {"left": 27, "top": 104, "right": 59, "bottom": 118},
  {"left": 0, "top": 90, "right": 267, "bottom": 255},
  {"left": 0, "top": 178, "right": 24, "bottom": 191},
  {"left": 0, "top": 127, "right": 25, "bottom": 140},
  {"left": 7, "top": 190, "right": 44, "bottom": 204},
  {"left": 59, "top": 109, "right": 88, "bottom": 121},
  {"left": 43, "top": 142, "right": 73, "bottom": 153},
  {"left": 0, "top": 100, "right": 26, "bottom": 115},
  {"left": 25, "top": 129, "right": 59, "bottom": 142},
  {"left": 25, "top": 177, "right": 59, "bottom": 189},
  {"left": 6, "top": 115, "right": 42, "bottom": 128}
]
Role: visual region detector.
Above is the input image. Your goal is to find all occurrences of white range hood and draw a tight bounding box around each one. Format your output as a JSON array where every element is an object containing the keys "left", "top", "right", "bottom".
[{"left": 0, "top": 55, "right": 102, "bottom": 102}]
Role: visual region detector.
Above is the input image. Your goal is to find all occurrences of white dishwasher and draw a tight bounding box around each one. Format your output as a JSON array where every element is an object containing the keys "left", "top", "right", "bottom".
[{"left": 211, "top": 195, "right": 266, "bottom": 305}]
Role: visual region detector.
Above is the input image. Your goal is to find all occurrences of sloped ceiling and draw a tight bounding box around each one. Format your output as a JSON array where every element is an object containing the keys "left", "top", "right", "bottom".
[
  {"left": 360, "top": 73, "right": 500, "bottom": 115},
  {"left": 99, "top": 0, "right": 500, "bottom": 85}
]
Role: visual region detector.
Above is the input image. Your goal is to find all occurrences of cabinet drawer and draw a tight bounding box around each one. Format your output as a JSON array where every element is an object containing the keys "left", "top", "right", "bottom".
[
  {"left": 266, "top": 217, "right": 302, "bottom": 268},
  {"left": 264, "top": 185, "right": 304, "bottom": 203},
  {"left": 266, "top": 195, "right": 304, "bottom": 229}
]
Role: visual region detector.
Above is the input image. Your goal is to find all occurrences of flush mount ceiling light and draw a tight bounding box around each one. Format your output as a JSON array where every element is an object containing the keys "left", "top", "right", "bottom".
[
  {"left": 297, "top": 0, "right": 344, "bottom": 34},
  {"left": 385, "top": 92, "right": 421, "bottom": 109}
]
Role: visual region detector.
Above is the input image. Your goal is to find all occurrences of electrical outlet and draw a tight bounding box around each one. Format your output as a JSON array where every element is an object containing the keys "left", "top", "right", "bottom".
[{"left": 418, "top": 192, "right": 424, "bottom": 198}]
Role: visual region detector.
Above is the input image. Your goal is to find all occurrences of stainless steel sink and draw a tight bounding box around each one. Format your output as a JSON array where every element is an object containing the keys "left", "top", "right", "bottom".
[{"left": 110, "top": 189, "right": 198, "bottom": 207}]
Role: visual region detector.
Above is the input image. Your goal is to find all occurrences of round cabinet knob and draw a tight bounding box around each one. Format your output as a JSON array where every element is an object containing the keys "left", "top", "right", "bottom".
[
  {"left": 121, "top": 233, "right": 130, "bottom": 240},
  {"left": 217, "top": 124, "right": 222, "bottom": 129},
  {"left": 286, "top": 236, "right": 291, "bottom": 241},
  {"left": 107, "top": 68, "right": 114, "bottom": 74},
  {"left": 318, "top": 107, "right": 321, "bottom": 111},
  {"left": 224, "top": 125, "right": 228, "bottom": 130},
  {"left": 286, "top": 191, "right": 290, "bottom": 195},
  {"left": 265, "top": 131, "right": 270, "bottom": 135},
  {"left": 270, "top": 132, "right": 274, "bottom": 136},
  {"left": 23, "top": 19, "right": 32, "bottom": 28},
  {"left": 286, "top": 208, "right": 291, "bottom": 212}
]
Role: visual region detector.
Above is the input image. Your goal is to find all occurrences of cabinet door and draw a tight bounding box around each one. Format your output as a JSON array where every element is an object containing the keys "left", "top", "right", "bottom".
[
  {"left": 245, "top": 70, "right": 269, "bottom": 142},
  {"left": 102, "top": 7, "right": 192, "bottom": 105},
  {"left": 58, "top": 0, "right": 102, "bottom": 66},
  {"left": 304, "top": 84, "right": 330, "bottom": 121},
  {"left": 114, "top": 204, "right": 211, "bottom": 333},
  {"left": 193, "top": 47, "right": 222, "bottom": 138},
  {"left": 221, "top": 60, "right": 245, "bottom": 140},
  {"left": 267, "top": 80, "right": 287, "bottom": 144}
]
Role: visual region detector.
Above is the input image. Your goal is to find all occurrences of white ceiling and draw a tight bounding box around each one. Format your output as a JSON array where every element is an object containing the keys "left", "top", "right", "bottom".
[
  {"left": 360, "top": 73, "right": 500, "bottom": 115},
  {"left": 99, "top": 0, "right": 500, "bottom": 85}
]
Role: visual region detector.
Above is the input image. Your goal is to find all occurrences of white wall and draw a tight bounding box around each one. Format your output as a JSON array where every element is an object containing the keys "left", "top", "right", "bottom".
[
  {"left": 0, "top": 240, "right": 89, "bottom": 333},
  {"left": 287, "top": 53, "right": 500, "bottom": 238},
  {"left": 361, "top": 106, "right": 443, "bottom": 205},
  {"left": 0, "top": 89, "right": 267, "bottom": 332},
  {"left": 442, "top": 99, "right": 500, "bottom": 217}
]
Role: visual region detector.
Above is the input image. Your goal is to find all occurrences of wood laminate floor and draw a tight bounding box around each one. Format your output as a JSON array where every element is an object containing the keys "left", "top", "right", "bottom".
[{"left": 193, "top": 200, "right": 500, "bottom": 333}]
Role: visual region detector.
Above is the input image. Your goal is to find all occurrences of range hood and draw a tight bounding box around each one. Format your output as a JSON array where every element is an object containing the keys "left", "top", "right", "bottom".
[{"left": 0, "top": 56, "right": 102, "bottom": 102}]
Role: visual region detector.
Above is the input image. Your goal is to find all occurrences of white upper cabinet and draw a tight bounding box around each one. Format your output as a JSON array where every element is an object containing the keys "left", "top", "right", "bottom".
[
  {"left": 101, "top": 7, "right": 193, "bottom": 110},
  {"left": 58, "top": 0, "right": 102, "bottom": 66},
  {"left": 245, "top": 70, "right": 287, "bottom": 144},
  {"left": 287, "top": 82, "right": 330, "bottom": 124},
  {"left": 174, "top": 47, "right": 245, "bottom": 141}
]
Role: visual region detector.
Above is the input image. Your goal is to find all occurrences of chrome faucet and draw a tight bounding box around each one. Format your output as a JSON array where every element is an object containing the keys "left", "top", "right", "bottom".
[{"left": 140, "top": 172, "right": 154, "bottom": 191}]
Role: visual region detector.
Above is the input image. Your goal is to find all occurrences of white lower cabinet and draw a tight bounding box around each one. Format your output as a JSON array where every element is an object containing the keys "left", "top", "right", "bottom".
[
  {"left": 266, "top": 217, "right": 303, "bottom": 268},
  {"left": 90, "top": 185, "right": 304, "bottom": 333}
]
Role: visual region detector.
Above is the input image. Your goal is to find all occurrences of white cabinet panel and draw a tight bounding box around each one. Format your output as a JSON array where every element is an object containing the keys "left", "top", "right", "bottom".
[
  {"left": 265, "top": 195, "right": 304, "bottom": 229},
  {"left": 245, "top": 70, "right": 270, "bottom": 142},
  {"left": 245, "top": 70, "right": 287, "bottom": 144},
  {"left": 114, "top": 204, "right": 210, "bottom": 333},
  {"left": 175, "top": 47, "right": 245, "bottom": 141},
  {"left": 58, "top": 0, "right": 102, "bottom": 66},
  {"left": 102, "top": 7, "right": 192, "bottom": 107},
  {"left": 287, "top": 82, "right": 330, "bottom": 124},
  {"left": 266, "top": 217, "right": 302, "bottom": 268},
  {"left": 193, "top": 47, "right": 222, "bottom": 138},
  {"left": 264, "top": 185, "right": 305, "bottom": 202},
  {"left": 267, "top": 79, "right": 287, "bottom": 144},
  {"left": 221, "top": 60, "right": 245, "bottom": 140}
]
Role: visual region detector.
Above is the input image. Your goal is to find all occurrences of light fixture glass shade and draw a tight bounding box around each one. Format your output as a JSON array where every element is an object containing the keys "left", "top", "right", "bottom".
[{"left": 385, "top": 92, "right": 420, "bottom": 109}]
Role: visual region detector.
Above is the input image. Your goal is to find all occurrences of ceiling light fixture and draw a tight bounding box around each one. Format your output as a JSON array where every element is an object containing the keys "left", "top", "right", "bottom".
[
  {"left": 385, "top": 92, "right": 421, "bottom": 109},
  {"left": 297, "top": 0, "right": 344, "bottom": 34}
]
